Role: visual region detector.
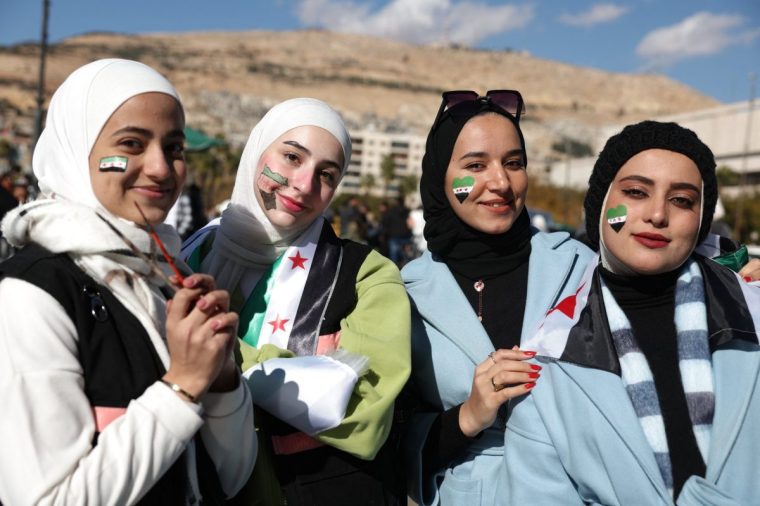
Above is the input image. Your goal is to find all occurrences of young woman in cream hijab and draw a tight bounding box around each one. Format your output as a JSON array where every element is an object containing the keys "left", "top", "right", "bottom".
[
  {"left": 0, "top": 59, "right": 256, "bottom": 505},
  {"left": 183, "top": 98, "right": 410, "bottom": 505}
]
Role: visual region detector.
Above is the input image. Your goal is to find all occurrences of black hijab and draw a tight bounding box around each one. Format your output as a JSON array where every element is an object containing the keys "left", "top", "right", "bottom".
[{"left": 421, "top": 98, "right": 532, "bottom": 279}]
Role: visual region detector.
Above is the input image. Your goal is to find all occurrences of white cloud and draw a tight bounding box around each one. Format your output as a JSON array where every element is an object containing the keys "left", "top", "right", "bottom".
[
  {"left": 636, "top": 11, "right": 760, "bottom": 67},
  {"left": 294, "top": 0, "right": 534, "bottom": 46},
  {"left": 558, "top": 3, "right": 629, "bottom": 28}
]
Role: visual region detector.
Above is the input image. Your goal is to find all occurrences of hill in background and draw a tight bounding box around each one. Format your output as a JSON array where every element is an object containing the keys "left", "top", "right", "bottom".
[{"left": 0, "top": 29, "right": 718, "bottom": 163}]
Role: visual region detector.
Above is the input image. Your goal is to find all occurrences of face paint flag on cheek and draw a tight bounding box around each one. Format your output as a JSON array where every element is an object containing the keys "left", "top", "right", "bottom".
[
  {"left": 452, "top": 176, "right": 475, "bottom": 204},
  {"left": 606, "top": 205, "right": 627, "bottom": 233},
  {"left": 258, "top": 164, "right": 289, "bottom": 210},
  {"left": 99, "top": 156, "right": 128, "bottom": 172}
]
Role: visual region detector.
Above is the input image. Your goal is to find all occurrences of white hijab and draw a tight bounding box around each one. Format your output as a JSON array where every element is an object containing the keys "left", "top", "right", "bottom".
[
  {"left": 34, "top": 58, "right": 180, "bottom": 208},
  {"left": 2, "top": 58, "right": 184, "bottom": 364},
  {"left": 203, "top": 98, "right": 351, "bottom": 290}
]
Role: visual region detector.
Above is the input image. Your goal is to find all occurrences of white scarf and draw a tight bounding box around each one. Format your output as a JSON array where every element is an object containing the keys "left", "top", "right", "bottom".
[
  {"left": 2, "top": 199, "right": 181, "bottom": 365},
  {"left": 202, "top": 98, "right": 352, "bottom": 292}
]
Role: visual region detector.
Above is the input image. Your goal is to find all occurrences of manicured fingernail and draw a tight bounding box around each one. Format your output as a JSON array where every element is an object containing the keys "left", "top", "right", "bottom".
[
  {"left": 744, "top": 276, "right": 752, "bottom": 282},
  {"left": 186, "top": 276, "right": 197, "bottom": 287},
  {"left": 212, "top": 320, "right": 222, "bottom": 330},
  {"left": 196, "top": 298, "right": 208, "bottom": 309},
  {"left": 525, "top": 382, "right": 536, "bottom": 390},
  {"left": 523, "top": 351, "right": 536, "bottom": 357},
  {"left": 512, "top": 345, "right": 519, "bottom": 350},
  {"left": 528, "top": 372, "right": 540, "bottom": 379},
  {"left": 530, "top": 364, "right": 542, "bottom": 371}
]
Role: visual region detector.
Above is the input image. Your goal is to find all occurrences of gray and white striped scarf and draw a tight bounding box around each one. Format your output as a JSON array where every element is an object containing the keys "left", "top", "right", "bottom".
[{"left": 600, "top": 258, "right": 714, "bottom": 497}]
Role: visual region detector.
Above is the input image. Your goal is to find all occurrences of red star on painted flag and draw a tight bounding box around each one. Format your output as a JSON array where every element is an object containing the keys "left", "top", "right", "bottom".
[
  {"left": 546, "top": 283, "right": 585, "bottom": 319},
  {"left": 268, "top": 314, "right": 289, "bottom": 333},
  {"left": 288, "top": 250, "right": 308, "bottom": 270}
]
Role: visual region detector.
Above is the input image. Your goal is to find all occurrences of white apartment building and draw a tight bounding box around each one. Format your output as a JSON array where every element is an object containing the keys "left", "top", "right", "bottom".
[
  {"left": 340, "top": 129, "right": 426, "bottom": 199},
  {"left": 545, "top": 100, "right": 760, "bottom": 193}
]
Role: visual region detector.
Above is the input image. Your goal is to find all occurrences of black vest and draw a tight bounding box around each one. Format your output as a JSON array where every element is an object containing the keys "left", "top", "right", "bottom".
[{"left": 0, "top": 244, "right": 224, "bottom": 505}]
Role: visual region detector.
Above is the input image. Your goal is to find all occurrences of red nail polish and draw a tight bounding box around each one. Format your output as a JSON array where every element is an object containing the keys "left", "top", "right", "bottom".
[
  {"left": 525, "top": 382, "right": 536, "bottom": 390},
  {"left": 744, "top": 276, "right": 752, "bottom": 282},
  {"left": 528, "top": 372, "right": 540, "bottom": 379},
  {"left": 530, "top": 364, "right": 542, "bottom": 371},
  {"left": 523, "top": 351, "right": 537, "bottom": 357}
]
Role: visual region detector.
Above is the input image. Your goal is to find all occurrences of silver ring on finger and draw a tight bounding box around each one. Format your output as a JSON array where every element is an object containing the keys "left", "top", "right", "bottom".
[
  {"left": 491, "top": 376, "right": 505, "bottom": 392},
  {"left": 488, "top": 351, "right": 497, "bottom": 364}
]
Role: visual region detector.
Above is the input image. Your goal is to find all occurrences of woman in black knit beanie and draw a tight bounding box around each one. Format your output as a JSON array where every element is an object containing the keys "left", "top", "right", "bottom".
[{"left": 504, "top": 120, "right": 760, "bottom": 505}]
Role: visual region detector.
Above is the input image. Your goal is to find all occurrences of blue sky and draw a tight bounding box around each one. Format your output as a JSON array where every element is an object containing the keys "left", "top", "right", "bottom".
[{"left": 2, "top": 0, "right": 758, "bottom": 103}]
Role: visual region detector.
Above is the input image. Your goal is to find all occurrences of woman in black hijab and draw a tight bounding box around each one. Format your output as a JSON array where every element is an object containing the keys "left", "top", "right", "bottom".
[{"left": 401, "top": 91, "right": 594, "bottom": 505}]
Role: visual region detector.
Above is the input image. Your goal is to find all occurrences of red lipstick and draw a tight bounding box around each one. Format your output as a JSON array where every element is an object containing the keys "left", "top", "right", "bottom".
[
  {"left": 277, "top": 193, "right": 307, "bottom": 213},
  {"left": 633, "top": 232, "right": 670, "bottom": 249}
]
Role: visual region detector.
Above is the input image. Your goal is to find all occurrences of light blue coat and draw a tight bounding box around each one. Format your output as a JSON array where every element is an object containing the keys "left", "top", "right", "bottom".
[
  {"left": 402, "top": 231, "right": 594, "bottom": 506},
  {"left": 505, "top": 294, "right": 760, "bottom": 504}
]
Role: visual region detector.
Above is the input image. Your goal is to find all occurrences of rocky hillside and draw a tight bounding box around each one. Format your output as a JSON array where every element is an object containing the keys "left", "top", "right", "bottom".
[{"left": 0, "top": 29, "right": 718, "bottom": 157}]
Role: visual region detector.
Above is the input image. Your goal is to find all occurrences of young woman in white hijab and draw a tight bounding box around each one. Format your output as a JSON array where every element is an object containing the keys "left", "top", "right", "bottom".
[
  {"left": 182, "top": 98, "right": 411, "bottom": 505},
  {"left": 0, "top": 59, "right": 256, "bottom": 505}
]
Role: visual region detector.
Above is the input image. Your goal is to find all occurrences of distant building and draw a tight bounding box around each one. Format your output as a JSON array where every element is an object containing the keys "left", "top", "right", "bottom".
[
  {"left": 545, "top": 100, "right": 760, "bottom": 194},
  {"left": 341, "top": 129, "right": 426, "bottom": 200}
]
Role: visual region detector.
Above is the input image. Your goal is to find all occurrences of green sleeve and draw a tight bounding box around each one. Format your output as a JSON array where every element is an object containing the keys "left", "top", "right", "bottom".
[
  {"left": 315, "top": 250, "right": 411, "bottom": 459},
  {"left": 237, "top": 250, "right": 412, "bottom": 461}
]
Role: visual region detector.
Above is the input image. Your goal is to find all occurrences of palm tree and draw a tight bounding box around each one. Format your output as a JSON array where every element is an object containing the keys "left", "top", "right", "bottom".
[
  {"left": 360, "top": 173, "right": 376, "bottom": 197},
  {"left": 380, "top": 154, "right": 395, "bottom": 197}
]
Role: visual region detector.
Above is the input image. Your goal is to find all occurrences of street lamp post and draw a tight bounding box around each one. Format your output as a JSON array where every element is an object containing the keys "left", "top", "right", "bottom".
[
  {"left": 733, "top": 72, "right": 757, "bottom": 240},
  {"left": 32, "top": 0, "right": 50, "bottom": 151}
]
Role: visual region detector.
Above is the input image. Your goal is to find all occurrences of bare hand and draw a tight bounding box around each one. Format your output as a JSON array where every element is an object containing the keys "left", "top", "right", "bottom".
[
  {"left": 163, "top": 274, "right": 239, "bottom": 400},
  {"left": 459, "top": 347, "right": 540, "bottom": 437},
  {"left": 739, "top": 258, "right": 760, "bottom": 282}
]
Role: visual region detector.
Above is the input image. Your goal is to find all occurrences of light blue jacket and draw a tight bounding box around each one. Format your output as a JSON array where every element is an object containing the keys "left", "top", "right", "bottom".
[
  {"left": 504, "top": 260, "right": 760, "bottom": 506},
  {"left": 402, "top": 230, "right": 594, "bottom": 506}
]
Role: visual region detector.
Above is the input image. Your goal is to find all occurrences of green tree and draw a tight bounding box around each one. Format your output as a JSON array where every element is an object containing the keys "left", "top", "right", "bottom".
[
  {"left": 360, "top": 173, "right": 376, "bottom": 196},
  {"left": 716, "top": 166, "right": 740, "bottom": 187},
  {"left": 399, "top": 173, "right": 419, "bottom": 199},
  {"left": 184, "top": 135, "right": 242, "bottom": 211},
  {"left": 380, "top": 154, "right": 395, "bottom": 197},
  {"left": 721, "top": 192, "right": 760, "bottom": 244}
]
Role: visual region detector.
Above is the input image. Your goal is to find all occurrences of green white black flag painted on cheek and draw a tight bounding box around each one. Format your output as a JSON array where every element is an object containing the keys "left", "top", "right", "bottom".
[
  {"left": 452, "top": 176, "right": 475, "bottom": 204},
  {"left": 99, "top": 156, "right": 128, "bottom": 172},
  {"left": 606, "top": 205, "right": 627, "bottom": 233}
]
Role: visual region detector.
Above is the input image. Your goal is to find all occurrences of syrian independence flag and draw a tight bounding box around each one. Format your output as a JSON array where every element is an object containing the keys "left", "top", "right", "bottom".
[
  {"left": 521, "top": 255, "right": 596, "bottom": 358},
  {"left": 522, "top": 254, "right": 760, "bottom": 361}
]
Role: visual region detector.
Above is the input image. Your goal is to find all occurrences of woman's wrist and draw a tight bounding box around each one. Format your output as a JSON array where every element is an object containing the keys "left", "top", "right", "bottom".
[
  {"left": 208, "top": 360, "right": 240, "bottom": 393},
  {"left": 161, "top": 373, "right": 207, "bottom": 402},
  {"left": 458, "top": 401, "right": 482, "bottom": 438}
]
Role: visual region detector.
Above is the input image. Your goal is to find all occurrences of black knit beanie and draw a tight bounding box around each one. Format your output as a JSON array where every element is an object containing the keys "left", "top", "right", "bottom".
[{"left": 584, "top": 120, "right": 717, "bottom": 250}]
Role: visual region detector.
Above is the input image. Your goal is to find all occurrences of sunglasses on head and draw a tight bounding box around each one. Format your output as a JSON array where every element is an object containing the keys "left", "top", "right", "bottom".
[{"left": 434, "top": 89, "right": 526, "bottom": 127}]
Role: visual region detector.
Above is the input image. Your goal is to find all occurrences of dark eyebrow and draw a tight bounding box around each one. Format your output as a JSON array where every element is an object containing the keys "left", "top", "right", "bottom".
[
  {"left": 670, "top": 182, "right": 700, "bottom": 193},
  {"left": 283, "top": 140, "right": 310, "bottom": 154},
  {"left": 283, "top": 140, "right": 342, "bottom": 171},
  {"left": 619, "top": 175, "right": 700, "bottom": 193},
  {"left": 619, "top": 175, "right": 654, "bottom": 185},
  {"left": 111, "top": 126, "right": 185, "bottom": 139},
  {"left": 459, "top": 148, "right": 524, "bottom": 161}
]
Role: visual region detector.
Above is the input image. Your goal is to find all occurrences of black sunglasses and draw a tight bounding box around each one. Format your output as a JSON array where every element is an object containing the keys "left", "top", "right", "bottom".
[{"left": 433, "top": 89, "right": 526, "bottom": 127}]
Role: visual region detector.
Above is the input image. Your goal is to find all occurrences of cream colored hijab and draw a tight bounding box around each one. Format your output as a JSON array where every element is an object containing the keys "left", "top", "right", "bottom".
[
  {"left": 2, "top": 59, "right": 184, "bottom": 361},
  {"left": 203, "top": 98, "right": 351, "bottom": 291}
]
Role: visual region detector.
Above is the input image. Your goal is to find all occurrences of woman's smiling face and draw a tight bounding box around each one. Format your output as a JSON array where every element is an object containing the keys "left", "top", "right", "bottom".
[
  {"left": 88, "top": 92, "right": 186, "bottom": 226},
  {"left": 444, "top": 113, "right": 528, "bottom": 235},
  {"left": 601, "top": 149, "right": 703, "bottom": 275},
  {"left": 253, "top": 125, "right": 344, "bottom": 230}
]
